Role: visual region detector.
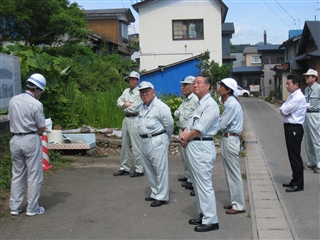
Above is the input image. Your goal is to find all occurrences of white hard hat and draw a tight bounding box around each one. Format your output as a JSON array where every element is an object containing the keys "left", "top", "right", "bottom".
[
  {"left": 180, "top": 76, "right": 195, "bottom": 84},
  {"left": 138, "top": 81, "right": 154, "bottom": 91},
  {"left": 220, "top": 78, "right": 238, "bottom": 97},
  {"left": 128, "top": 71, "right": 140, "bottom": 80},
  {"left": 27, "top": 73, "right": 46, "bottom": 91}
]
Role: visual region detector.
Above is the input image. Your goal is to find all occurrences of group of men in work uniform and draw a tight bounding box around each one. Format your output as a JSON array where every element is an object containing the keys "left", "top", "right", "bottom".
[{"left": 113, "top": 72, "right": 246, "bottom": 232}]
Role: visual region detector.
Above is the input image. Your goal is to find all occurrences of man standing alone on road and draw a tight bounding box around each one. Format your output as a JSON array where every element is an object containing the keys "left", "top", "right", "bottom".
[
  {"left": 113, "top": 71, "right": 144, "bottom": 177},
  {"left": 179, "top": 75, "right": 220, "bottom": 232},
  {"left": 302, "top": 69, "right": 320, "bottom": 174},
  {"left": 138, "top": 81, "right": 174, "bottom": 207},
  {"left": 174, "top": 76, "right": 198, "bottom": 191},
  {"left": 9, "top": 73, "right": 47, "bottom": 216},
  {"left": 218, "top": 78, "right": 246, "bottom": 214},
  {"left": 279, "top": 74, "right": 306, "bottom": 192}
]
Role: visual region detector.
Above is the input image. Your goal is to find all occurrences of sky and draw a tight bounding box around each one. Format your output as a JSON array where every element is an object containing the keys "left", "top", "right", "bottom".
[{"left": 72, "top": 0, "right": 319, "bottom": 45}]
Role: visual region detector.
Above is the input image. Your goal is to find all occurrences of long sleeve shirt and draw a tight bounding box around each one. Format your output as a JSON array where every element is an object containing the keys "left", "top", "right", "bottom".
[
  {"left": 187, "top": 93, "right": 220, "bottom": 138},
  {"left": 174, "top": 93, "right": 198, "bottom": 129},
  {"left": 220, "top": 96, "right": 243, "bottom": 135},
  {"left": 280, "top": 89, "right": 306, "bottom": 124},
  {"left": 116, "top": 87, "right": 143, "bottom": 114},
  {"left": 305, "top": 82, "right": 320, "bottom": 112},
  {"left": 138, "top": 97, "right": 174, "bottom": 138}
]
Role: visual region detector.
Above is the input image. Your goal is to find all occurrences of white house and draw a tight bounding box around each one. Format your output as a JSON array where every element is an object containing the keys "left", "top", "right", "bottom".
[{"left": 132, "top": 0, "right": 228, "bottom": 71}]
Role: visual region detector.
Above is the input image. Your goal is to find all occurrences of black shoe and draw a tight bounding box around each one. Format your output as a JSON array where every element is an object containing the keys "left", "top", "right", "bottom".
[
  {"left": 282, "top": 182, "right": 293, "bottom": 187},
  {"left": 189, "top": 214, "right": 203, "bottom": 225},
  {"left": 185, "top": 185, "right": 194, "bottom": 190},
  {"left": 285, "top": 186, "right": 304, "bottom": 192},
  {"left": 150, "top": 200, "right": 167, "bottom": 207},
  {"left": 194, "top": 223, "right": 219, "bottom": 232},
  {"left": 130, "top": 171, "right": 144, "bottom": 177},
  {"left": 145, "top": 196, "right": 155, "bottom": 201},
  {"left": 304, "top": 165, "right": 315, "bottom": 170},
  {"left": 113, "top": 170, "right": 130, "bottom": 176},
  {"left": 178, "top": 177, "right": 188, "bottom": 182},
  {"left": 190, "top": 191, "right": 195, "bottom": 196},
  {"left": 181, "top": 182, "right": 192, "bottom": 187}
]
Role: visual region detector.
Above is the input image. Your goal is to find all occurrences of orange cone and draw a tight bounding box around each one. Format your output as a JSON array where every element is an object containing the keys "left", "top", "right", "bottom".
[{"left": 42, "top": 132, "right": 53, "bottom": 171}]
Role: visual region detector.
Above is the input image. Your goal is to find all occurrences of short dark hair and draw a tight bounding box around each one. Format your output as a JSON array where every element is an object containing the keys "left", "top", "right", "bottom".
[
  {"left": 287, "top": 74, "right": 301, "bottom": 88},
  {"left": 197, "top": 74, "right": 212, "bottom": 91}
]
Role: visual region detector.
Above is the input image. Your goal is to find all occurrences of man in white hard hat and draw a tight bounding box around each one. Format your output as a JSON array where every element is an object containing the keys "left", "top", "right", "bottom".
[
  {"left": 179, "top": 75, "right": 220, "bottom": 232},
  {"left": 138, "top": 81, "right": 174, "bottom": 207},
  {"left": 174, "top": 76, "right": 198, "bottom": 192},
  {"left": 8, "top": 73, "right": 47, "bottom": 216},
  {"left": 302, "top": 69, "right": 320, "bottom": 174},
  {"left": 218, "top": 78, "right": 246, "bottom": 214},
  {"left": 113, "top": 71, "right": 144, "bottom": 177}
]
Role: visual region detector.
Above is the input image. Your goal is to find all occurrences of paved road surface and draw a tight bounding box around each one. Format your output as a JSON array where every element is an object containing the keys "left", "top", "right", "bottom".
[
  {"left": 1, "top": 97, "right": 319, "bottom": 239},
  {"left": 241, "top": 97, "right": 319, "bottom": 240}
]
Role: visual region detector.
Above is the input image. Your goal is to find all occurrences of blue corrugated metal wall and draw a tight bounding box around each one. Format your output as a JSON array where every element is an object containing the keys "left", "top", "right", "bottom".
[{"left": 140, "top": 58, "right": 200, "bottom": 96}]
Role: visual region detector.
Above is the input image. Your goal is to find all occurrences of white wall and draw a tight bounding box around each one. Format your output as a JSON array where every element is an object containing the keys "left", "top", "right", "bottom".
[{"left": 138, "top": 0, "right": 223, "bottom": 71}]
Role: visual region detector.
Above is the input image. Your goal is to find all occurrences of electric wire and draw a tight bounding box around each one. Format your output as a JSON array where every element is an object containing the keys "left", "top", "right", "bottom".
[
  {"left": 262, "top": 0, "right": 292, "bottom": 28},
  {"left": 275, "top": 0, "right": 298, "bottom": 29}
]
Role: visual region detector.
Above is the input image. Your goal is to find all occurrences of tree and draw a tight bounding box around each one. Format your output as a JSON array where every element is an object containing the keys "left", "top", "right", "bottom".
[
  {"left": 197, "top": 51, "right": 232, "bottom": 85},
  {"left": 0, "top": 0, "right": 88, "bottom": 47}
]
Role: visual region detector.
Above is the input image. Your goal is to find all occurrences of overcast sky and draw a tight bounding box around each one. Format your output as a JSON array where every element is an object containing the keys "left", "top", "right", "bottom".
[{"left": 73, "top": 0, "right": 319, "bottom": 45}]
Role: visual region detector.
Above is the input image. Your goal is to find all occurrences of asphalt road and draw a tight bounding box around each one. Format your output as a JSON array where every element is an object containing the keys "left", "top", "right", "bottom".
[
  {"left": 0, "top": 152, "right": 251, "bottom": 239},
  {"left": 2, "top": 97, "right": 318, "bottom": 239},
  {"left": 241, "top": 97, "right": 320, "bottom": 240}
]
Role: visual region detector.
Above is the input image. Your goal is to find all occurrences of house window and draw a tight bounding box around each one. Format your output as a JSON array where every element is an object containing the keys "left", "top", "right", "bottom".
[
  {"left": 172, "top": 19, "right": 203, "bottom": 40},
  {"left": 121, "top": 22, "right": 128, "bottom": 42},
  {"left": 251, "top": 55, "right": 261, "bottom": 64}
]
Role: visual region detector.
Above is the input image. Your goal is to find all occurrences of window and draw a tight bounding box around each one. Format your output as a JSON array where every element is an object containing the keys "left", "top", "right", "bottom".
[
  {"left": 172, "top": 19, "right": 203, "bottom": 40},
  {"left": 121, "top": 22, "right": 128, "bottom": 42},
  {"left": 251, "top": 55, "right": 261, "bottom": 64}
]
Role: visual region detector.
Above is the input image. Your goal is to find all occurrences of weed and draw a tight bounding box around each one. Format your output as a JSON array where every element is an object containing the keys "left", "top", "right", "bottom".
[{"left": 242, "top": 172, "right": 247, "bottom": 180}]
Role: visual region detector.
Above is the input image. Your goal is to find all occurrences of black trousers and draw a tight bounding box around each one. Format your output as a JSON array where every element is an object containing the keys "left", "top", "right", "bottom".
[{"left": 284, "top": 123, "right": 304, "bottom": 188}]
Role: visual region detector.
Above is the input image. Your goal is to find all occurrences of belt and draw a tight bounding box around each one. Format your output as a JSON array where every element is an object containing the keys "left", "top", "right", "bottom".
[
  {"left": 13, "top": 132, "right": 37, "bottom": 136},
  {"left": 306, "top": 110, "right": 319, "bottom": 113},
  {"left": 192, "top": 137, "right": 213, "bottom": 141},
  {"left": 140, "top": 130, "right": 166, "bottom": 138},
  {"left": 284, "top": 123, "right": 302, "bottom": 126},
  {"left": 125, "top": 113, "right": 138, "bottom": 117},
  {"left": 223, "top": 133, "right": 238, "bottom": 138}
]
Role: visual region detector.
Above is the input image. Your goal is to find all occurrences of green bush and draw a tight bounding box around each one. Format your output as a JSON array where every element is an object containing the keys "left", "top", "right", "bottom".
[
  {"left": 0, "top": 135, "right": 12, "bottom": 190},
  {"left": 161, "top": 94, "right": 183, "bottom": 135}
]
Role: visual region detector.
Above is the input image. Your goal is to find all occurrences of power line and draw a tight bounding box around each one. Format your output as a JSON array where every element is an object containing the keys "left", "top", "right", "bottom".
[
  {"left": 275, "top": 0, "right": 298, "bottom": 29},
  {"left": 262, "top": 0, "right": 292, "bottom": 29},
  {"left": 275, "top": 0, "right": 295, "bottom": 21}
]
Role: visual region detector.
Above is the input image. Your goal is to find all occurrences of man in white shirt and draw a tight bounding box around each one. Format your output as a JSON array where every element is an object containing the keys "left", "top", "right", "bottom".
[{"left": 279, "top": 74, "right": 307, "bottom": 192}]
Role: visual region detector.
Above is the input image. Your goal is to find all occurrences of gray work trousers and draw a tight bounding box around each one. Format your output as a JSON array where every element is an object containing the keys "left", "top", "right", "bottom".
[
  {"left": 119, "top": 116, "right": 144, "bottom": 173},
  {"left": 9, "top": 134, "right": 43, "bottom": 213},
  {"left": 220, "top": 136, "right": 246, "bottom": 211},
  {"left": 304, "top": 113, "right": 320, "bottom": 168}
]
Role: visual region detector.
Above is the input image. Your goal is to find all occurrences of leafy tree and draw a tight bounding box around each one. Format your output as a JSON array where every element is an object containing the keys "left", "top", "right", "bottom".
[
  {"left": 0, "top": 0, "right": 88, "bottom": 47},
  {"left": 197, "top": 51, "right": 232, "bottom": 85}
]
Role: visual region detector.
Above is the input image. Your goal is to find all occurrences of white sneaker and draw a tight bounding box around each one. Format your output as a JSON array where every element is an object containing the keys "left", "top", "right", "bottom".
[
  {"left": 10, "top": 207, "right": 22, "bottom": 216},
  {"left": 26, "top": 206, "right": 45, "bottom": 216}
]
